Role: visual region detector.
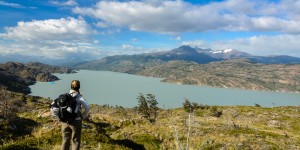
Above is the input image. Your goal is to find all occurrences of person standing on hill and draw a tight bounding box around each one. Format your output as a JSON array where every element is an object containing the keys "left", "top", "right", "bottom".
[{"left": 60, "top": 80, "right": 90, "bottom": 150}]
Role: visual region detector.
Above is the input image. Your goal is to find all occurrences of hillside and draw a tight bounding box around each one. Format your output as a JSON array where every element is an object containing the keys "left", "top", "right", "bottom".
[
  {"left": 138, "top": 59, "right": 300, "bottom": 92},
  {"left": 73, "top": 55, "right": 165, "bottom": 74},
  {"left": 0, "top": 62, "right": 74, "bottom": 94},
  {"left": 1, "top": 97, "right": 300, "bottom": 149}
]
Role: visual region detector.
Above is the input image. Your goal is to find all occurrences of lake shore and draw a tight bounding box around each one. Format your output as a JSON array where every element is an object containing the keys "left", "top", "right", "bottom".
[{"left": 30, "top": 70, "right": 300, "bottom": 108}]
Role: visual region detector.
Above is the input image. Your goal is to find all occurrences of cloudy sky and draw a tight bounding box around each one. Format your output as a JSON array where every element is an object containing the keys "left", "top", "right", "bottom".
[{"left": 1, "top": 0, "right": 300, "bottom": 60}]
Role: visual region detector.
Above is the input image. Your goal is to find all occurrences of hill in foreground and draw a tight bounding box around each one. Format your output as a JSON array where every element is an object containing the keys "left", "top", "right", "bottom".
[{"left": 1, "top": 97, "right": 300, "bottom": 149}]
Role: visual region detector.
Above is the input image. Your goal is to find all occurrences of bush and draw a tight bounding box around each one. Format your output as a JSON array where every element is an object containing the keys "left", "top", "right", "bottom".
[
  {"left": 182, "top": 99, "right": 209, "bottom": 113},
  {"left": 210, "top": 106, "right": 223, "bottom": 117},
  {"left": 136, "top": 93, "right": 159, "bottom": 124},
  {"left": 255, "top": 103, "right": 262, "bottom": 107}
]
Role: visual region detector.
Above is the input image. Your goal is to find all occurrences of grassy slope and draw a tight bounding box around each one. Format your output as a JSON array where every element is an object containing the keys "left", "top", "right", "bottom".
[{"left": 1, "top": 97, "right": 300, "bottom": 150}]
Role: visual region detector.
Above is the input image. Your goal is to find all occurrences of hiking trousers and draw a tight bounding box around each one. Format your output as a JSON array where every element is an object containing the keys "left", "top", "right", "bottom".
[{"left": 61, "top": 120, "right": 82, "bottom": 150}]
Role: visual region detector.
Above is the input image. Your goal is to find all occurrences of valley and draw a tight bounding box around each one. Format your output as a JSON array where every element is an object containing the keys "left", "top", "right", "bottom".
[{"left": 0, "top": 60, "right": 299, "bottom": 149}]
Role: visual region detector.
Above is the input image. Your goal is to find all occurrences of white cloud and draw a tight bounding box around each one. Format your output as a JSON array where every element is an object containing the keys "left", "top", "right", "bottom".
[
  {"left": 94, "top": 21, "right": 109, "bottom": 28},
  {"left": 170, "top": 36, "right": 181, "bottom": 41},
  {"left": 250, "top": 17, "right": 300, "bottom": 33},
  {"left": 50, "top": 0, "right": 77, "bottom": 6},
  {"left": 182, "top": 40, "right": 207, "bottom": 48},
  {"left": 72, "top": 0, "right": 300, "bottom": 34},
  {"left": 117, "top": 44, "right": 169, "bottom": 55},
  {"left": 2, "top": 17, "right": 91, "bottom": 41},
  {"left": 183, "top": 34, "right": 300, "bottom": 57},
  {"left": 0, "top": 1, "right": 24, "bottom": 8},
  {"left": 0, "top": 17, "right": 101, "bottom": 59},
  {"left": 122, "top": 44, "right": 133, "bottom": 49},
  {"left": 0, "top": 39, "right": 101, "bottom": 59},
  {"left": 93, "top": 40, "right": 100, "bottom": 44}
]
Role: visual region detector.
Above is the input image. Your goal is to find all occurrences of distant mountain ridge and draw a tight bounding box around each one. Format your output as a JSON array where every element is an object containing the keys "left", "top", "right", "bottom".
[
  {"left": 72, "top": 45, "right": 300, "bottom": 71},
  {"left": 0, "top": 54, "right": 89, "bottom": 65},
  {"left": 2, "top": 45, "right": 300, "bottom": 65},
  {"left": 248, "top": 55, "right": 300, "bottom": 64},
  {"left": 72, "top": 45, "right": 222, "bottom": 73}
]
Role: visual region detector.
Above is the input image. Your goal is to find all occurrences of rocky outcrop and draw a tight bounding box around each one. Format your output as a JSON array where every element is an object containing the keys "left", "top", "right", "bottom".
[
  {"left": 35, "top": 73, "right": 59, "bottom": 82},
  {"left": 0, "top": 62, "right": 73, "bottom": 94}
]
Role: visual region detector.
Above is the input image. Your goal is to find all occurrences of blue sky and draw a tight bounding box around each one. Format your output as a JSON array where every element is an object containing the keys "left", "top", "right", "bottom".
[{"left": 1, "top": 0, "right": 300, "bottom": 60}]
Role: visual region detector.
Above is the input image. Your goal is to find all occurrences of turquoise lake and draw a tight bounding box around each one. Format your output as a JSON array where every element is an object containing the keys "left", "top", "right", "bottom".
[{"left": 29, "top": 70, "right": 300, "bottom": 108}]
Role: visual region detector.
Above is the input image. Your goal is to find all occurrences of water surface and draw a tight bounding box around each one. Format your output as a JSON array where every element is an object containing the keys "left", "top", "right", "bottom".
[{"left": 29, "top": 70, "right": 300, "bottom": 108}]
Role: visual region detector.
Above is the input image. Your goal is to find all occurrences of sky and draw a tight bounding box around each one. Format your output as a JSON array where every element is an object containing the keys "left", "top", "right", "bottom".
[{"left": 1, "top": 0, "right": 300, "bottom": 60}]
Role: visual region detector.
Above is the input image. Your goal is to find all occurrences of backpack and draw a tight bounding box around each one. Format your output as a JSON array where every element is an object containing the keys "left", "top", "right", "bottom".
[{"left": 50, "top": 93, "right": 78, "bottom": 123}]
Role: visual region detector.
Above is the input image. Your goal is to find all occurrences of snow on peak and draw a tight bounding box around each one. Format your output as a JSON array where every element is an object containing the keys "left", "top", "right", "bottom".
[
  {"left": 223, "top": 49, "right": 233, "bottom": 53},
  {"left": 210, "top": 49, "right": 234, "bottom": 54},
  {"left": 211, "top": 50, "right": 222, "bottom": 54}
]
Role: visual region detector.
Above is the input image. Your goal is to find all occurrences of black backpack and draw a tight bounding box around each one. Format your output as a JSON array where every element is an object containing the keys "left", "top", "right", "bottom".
[{"left": 51, "top": 93, "right": 78, "bottom": 123}]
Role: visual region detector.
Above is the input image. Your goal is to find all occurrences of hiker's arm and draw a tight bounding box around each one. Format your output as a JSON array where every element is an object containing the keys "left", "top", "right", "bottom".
[{"left": 79, "top": 97, "right": 90, "bottom": 119}]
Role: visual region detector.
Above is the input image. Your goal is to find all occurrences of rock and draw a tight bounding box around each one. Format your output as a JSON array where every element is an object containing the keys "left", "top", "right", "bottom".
[
  {"left": 202, "top": 138, "right": 214, "bottom": 145},
  {"left": 268, "top": 120, "right": 279, "bottom": 127}
]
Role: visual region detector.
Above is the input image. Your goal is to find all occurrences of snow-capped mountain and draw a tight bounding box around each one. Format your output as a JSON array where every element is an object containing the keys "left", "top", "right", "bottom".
[
  {"left": 2, "top": 45, "right": 300, "bottom": 65},
  {"left": 197, "top": 48, "right": 252, "bottom": 59}
]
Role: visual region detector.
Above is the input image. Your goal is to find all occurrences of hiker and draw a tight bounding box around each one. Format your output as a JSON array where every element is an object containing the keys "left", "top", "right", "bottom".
[{"left": 51, "top": 80, "right": 90, "bottom": 150}]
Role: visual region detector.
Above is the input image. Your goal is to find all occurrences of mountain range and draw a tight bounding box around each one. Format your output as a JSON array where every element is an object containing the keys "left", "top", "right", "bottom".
[
  {"left": 195, "top": 46, "right": 300, "bottom": 64},
  {"left": 70, "top": 45, "right": 300, "bottom": 93},
  {"left": 0, "top": 54, "right": 87, "bottom": 66},
  {"left": 2, "top": 45, "right": 300, "bottom": 65},
  {"left": 72, "top": 45, "right": 300, "bottom": 72}
]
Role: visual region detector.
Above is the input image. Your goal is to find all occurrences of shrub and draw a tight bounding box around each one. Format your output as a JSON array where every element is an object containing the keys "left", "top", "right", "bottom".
[
  {"left": 183, "top": 99, "right": 208, "bottom": 113},
  {"left": 136, "top": 93, "right": 159, "bottom": 124},
  {"left": 255, "top": 103, "right": 262, "bottom": 107},
  {"left": 210, "top": 106, "right": 223, "bottom": 117}
]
